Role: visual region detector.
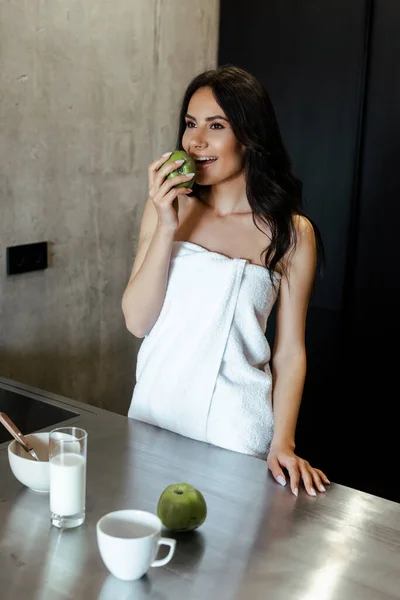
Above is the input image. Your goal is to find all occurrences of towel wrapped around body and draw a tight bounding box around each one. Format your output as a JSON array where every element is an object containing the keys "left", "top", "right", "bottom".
[{"left": 128, "top": 240, "right": 280, "bottom": 459}]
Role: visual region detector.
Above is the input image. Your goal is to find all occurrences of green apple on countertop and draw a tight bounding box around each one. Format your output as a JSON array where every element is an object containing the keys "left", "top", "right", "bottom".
[
  {"left": 165, "top": 151, "right": 196, "bottom": 189},
  {"left": 157, "top": 483, "right": 207, "bottom": 532}
]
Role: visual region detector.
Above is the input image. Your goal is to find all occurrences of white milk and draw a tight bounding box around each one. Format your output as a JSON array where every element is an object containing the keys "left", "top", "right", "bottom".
[{"left": 49, "top": 453, "right": 86, "bottom": 516}]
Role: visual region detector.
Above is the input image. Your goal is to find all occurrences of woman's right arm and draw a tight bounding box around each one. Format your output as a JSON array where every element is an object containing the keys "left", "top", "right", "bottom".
[{"left": 121, "top": 153, "right": 194, "bottom": 338}]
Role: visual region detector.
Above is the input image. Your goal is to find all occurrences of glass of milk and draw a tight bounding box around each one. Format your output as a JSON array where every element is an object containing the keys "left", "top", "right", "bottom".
[{"left": 49, "top": 427, "right": 87, "bottom": 529}]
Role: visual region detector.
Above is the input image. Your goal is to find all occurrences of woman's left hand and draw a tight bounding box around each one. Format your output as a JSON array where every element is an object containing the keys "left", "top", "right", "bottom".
[{"left": 267, "top": 444, "right": 330, "bottom": 497}]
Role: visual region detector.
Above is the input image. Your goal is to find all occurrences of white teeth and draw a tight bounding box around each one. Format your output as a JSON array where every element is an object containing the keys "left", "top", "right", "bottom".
[{"left": 196, "top": 157, "right": 217, "bottom": 162}]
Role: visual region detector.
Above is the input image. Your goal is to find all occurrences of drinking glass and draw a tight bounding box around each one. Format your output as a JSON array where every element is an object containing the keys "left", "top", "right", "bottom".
[{"left": 49, "top": 427, "right": 87, "bottom": 528}]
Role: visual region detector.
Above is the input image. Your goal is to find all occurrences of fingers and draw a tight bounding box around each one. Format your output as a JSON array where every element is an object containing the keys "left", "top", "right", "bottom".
[
  {"left": 269, "top": 452, "right": 331, "bottom": 498},
  {"left": 161, "top": 186, "right": 191, "bottom": 207},
  {"left": 154, "top": 173, "right": 195, "bottom": 202},
  {"left": 285, "top": 459, "right": 300, "bottom": 497},
  {"left": 311, "top": 469, "right": 327, "bottom": 493},
  {"left": 148, "top": 152, "right": 187, "bottom": 189},
  {"left": 299, "top": 462, "right": 316, "bottom": 496},
  {"left": 315, "top": 468, "right": 331, "bottom": 486},
  {"left": 300, "top": 463, "right": 331, "bottom": 496},
  {"left": 268, "top": 455, "right": 287, "bottom": 487},
  {"left": 148, "top": 152, "right": 173, "bottom": 187},
  {"left": 148, "top": 151, "right": 195, "bottom": 201},
  {"left": 153, "top": 159, "right": 185, "bottom": 191},
  {"left": 152, "top": 154, "right": 192, "bottom": 193}
]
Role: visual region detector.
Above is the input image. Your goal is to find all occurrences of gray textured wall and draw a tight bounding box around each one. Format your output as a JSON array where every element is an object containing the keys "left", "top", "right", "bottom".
[{"left": 0, "top": 1, "right": 220, "bottom": 413}]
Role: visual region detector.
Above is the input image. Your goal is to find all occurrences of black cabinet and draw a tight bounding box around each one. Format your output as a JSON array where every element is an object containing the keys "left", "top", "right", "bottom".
[{"left": 219, "top": 0, "right": 400, "bottom": 502}]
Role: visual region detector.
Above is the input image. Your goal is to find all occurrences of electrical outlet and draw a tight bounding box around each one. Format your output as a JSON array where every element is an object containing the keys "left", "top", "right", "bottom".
[{"left": 6, "top": 241, "right": 48, "bottom": 275}]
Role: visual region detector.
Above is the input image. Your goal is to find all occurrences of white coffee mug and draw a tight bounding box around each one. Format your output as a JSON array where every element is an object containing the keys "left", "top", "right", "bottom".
[{"left": 96, "top": 509, "right": 176, "bottom": 581}]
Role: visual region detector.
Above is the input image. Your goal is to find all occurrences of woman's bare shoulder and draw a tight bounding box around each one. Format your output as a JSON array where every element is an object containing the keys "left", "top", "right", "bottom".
[
  {"left": 293, "top": 214, "right": 316, "bottom": 240},
  {"left": 254, "top": 213, "right": 315, "bottom": 243},
  {"left": 252, "top": 213, "right": 316, "bottom": 273}
]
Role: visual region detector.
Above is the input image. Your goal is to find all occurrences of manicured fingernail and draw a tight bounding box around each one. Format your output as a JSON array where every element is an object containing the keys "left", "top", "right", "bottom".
[
  {"left": 185, "top": 172, "right": 195, "bottom": 178},
  {"left": 310, "top": 488, "right": 317, "bottom": 497},
  {"left": 277, "top": 476, "right": 286, "bottom": 487},
  {"left": 319, "top": 485, "right": 326, "bottom": 492},
  {"left": 175, "top": 159, "right": 185, "bottom": 165},
  {"left": 326, "top": 479, "right": 331, "bottom": 484},
  {"left": 294, "top": 487, "right": 299, "bottom": 497},
  {"left": 162, "top": 152, "right": 172, "bottom": 157}
]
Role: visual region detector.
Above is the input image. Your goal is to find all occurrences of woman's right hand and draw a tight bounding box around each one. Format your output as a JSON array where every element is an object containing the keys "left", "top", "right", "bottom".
[{"left": 148, "top": 152, "right": 194, "bottom": 232}]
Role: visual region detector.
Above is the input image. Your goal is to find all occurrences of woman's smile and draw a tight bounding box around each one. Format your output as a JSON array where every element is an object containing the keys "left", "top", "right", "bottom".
[{"left": 193, "top": 156, "right": 218, "bottom": 170}]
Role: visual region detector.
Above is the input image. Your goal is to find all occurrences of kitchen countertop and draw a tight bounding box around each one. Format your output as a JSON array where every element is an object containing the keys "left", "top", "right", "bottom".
[{"left": 0, "top": 377, "right": 399, "bottom": 600}]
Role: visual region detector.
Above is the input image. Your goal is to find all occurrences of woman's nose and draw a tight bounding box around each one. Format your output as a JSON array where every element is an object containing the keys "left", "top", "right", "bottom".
[{"left": 190, "top": 130, "right": 208, "bottom": 150}]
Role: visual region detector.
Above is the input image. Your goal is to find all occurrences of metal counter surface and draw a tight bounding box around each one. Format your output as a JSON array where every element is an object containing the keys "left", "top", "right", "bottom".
[{"left": 1, "top": 377, "right": 399, "bottom": 600}]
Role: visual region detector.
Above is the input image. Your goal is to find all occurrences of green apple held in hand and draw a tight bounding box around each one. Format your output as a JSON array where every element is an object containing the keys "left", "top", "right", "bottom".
[
  {"left": 165, "top": 151, "right": 196, "bottom": 189},
  {"left": 157, "top": 483, "right": 207, "bottom": 532}
]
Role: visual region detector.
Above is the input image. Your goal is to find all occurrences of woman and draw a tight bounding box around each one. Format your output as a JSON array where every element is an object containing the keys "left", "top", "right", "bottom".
[{"left": 122, "top": 65, "right": 330, "bottom": 497}]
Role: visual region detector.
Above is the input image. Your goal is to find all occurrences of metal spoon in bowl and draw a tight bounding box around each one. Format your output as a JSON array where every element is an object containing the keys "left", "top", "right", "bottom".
[{"left": 0, "top": 412, "right": 40, "bottom": 461}]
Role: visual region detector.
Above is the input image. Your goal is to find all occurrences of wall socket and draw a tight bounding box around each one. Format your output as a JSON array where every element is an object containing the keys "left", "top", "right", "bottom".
[{"left": 6, "top": 241, "right": 48, "bottom": 275}]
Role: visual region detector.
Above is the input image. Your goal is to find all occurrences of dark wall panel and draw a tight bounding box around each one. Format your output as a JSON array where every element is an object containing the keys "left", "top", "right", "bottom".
[
  {"left": 352, "top": 1, "right": 400, "bottom": 327},
  {"left": 341, "top": 0, "right": 400, "bottom": 502},
  {"left": 218, "top": 0, "right": 368, "bottom": 312}
]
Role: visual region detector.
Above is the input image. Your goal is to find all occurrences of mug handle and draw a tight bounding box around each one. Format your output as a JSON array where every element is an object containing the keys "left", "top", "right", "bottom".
[{"left": 151, "top": 537, "right": 176, "bottom": 567}]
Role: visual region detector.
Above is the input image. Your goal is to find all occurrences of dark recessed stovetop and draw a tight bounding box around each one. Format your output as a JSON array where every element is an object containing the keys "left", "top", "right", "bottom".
[{"left": 0, "top": 388, "right": 80, "bottom": 444}]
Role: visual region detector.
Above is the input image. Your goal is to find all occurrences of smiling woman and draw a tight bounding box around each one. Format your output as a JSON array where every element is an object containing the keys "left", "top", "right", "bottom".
[
  {"left": 122, "top": 65, "right": 330, "bottom": 499},
  {"left": 181, "top": 88, "right": 245, "bottom": 191}
]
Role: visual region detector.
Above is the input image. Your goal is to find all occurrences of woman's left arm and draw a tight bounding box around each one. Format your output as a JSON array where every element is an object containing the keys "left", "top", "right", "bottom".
[{"left": 267, "top": 216, "right": 330, "bottom": 497}]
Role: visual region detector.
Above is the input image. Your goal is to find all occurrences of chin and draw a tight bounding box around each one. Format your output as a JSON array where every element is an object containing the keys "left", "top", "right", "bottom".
[
  {"left": 195, "top": 174, "right": 222, "bottom": 186},
  {"left": 195, "top": 176, "right": 211, "bottom": 186}
]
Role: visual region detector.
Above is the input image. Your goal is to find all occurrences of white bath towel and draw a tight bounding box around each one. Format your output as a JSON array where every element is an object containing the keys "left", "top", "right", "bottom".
[{"left": 128, "top": 241, "right": 280, "bottom": 458}]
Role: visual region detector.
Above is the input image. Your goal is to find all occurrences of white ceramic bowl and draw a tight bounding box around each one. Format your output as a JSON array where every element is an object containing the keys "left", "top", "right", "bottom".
[{"left": 8, "top": 432, "right": 50, "bottom": 493}]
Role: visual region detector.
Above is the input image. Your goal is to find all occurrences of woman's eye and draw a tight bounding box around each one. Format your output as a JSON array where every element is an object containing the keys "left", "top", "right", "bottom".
[{"left": 185, "top": 121, "right": 224, "bottom": 129}]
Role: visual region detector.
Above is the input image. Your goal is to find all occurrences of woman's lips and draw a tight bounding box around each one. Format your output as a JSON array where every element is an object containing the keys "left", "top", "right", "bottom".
[{"left": 195, "top": 158, "right": 218, "bottom": 169}]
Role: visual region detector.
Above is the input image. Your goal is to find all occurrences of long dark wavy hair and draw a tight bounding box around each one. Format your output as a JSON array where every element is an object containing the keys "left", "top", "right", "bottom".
[{"left": 176, "top": 65, "right": 325, "bottom": 282}]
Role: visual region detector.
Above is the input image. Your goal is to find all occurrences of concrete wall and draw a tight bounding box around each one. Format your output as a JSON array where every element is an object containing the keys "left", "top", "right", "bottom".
[{"left": 0, "top": 0, "right": 220, "bottom": 413}]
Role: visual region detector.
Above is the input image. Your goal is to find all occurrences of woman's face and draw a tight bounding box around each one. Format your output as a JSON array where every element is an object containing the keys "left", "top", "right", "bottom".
[{"left": 182, "top": 86, "right": 244, "bottom": 186}]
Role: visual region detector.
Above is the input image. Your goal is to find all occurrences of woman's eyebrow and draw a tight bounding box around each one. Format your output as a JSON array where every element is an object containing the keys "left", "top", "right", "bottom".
[{"left": 185, "top": 113, "right": 229, "bottom": 122}]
